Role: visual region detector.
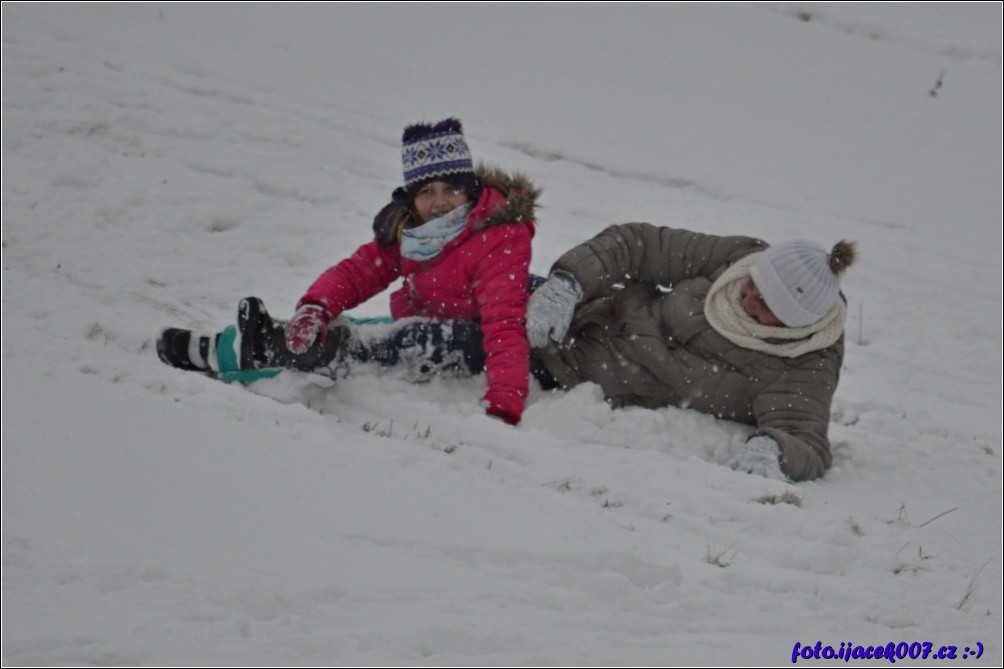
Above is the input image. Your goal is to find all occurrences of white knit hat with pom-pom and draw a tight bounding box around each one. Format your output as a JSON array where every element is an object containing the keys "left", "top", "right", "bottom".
[{"left": 750, "top": 239, "right": 857, "bottom": 328}]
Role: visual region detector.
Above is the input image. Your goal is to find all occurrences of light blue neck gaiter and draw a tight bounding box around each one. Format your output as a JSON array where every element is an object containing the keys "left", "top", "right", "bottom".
[{"left": 400, "top": 203, "right": 472, "bottom": 261}]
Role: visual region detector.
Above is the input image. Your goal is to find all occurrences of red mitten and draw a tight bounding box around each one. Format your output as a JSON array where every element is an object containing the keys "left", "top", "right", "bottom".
[{"left": 284, "top": 303, "right": 332, "bottom": 355}]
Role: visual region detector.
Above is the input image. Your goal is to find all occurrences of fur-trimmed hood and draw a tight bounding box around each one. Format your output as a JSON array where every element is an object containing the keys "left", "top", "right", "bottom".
[{"left": 373, "top": 164, "right": 540, "bottom": 246}]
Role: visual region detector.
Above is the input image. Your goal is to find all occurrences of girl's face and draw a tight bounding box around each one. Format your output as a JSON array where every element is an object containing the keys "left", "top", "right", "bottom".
[
  {"left": 413, "top": 181, "right": 469, "bottom": 223},
  {"left": 741, "top": 277, "right": 785, "bottom": 327}
]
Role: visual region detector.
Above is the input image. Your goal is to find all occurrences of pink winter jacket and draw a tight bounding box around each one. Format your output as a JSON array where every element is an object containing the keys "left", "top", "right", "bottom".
[{"left": 297, "top": 168, "right": 540, "bottom": 424}]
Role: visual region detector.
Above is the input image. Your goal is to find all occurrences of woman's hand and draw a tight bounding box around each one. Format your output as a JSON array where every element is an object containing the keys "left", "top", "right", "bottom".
[{"left": 526, "top": 272, "right": 583, "bottom": 348}]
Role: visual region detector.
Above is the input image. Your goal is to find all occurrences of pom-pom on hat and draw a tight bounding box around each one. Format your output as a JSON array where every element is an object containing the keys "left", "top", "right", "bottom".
[
  {"left": 400, "top": 118, "right": 475, "bottom": 194},
  {"left": 750, "top": 239, "right": 857, "bottom": 328}
]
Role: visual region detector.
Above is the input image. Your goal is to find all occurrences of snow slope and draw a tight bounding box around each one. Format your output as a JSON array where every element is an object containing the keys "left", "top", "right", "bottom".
[{"left": 2, "top": 3, "right": 1001, "bottom": 665}]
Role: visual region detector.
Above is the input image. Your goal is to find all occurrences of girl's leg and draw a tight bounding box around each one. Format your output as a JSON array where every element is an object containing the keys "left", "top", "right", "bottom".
[
  {"left": 156, "top": 297, "right": 341, "bottom": 375},
  {"left": 342, "top": 319, "right": 485, "bottom": 382},
  {"left": 158, "top": 293, "right": 559, "bottom": 389},
  {"left": 341, "top": 316, "right": 558, "bottom": 389}
]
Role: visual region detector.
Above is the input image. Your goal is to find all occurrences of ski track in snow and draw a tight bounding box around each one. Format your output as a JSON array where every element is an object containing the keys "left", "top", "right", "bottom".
[{"left": 2, "top": 4, "right": 1001, "bottom": 666}]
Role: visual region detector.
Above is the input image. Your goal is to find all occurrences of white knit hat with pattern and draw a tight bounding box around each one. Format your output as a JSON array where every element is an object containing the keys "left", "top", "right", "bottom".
[{"left": 749, "top": 240, "right": 846, "bottom": 328}]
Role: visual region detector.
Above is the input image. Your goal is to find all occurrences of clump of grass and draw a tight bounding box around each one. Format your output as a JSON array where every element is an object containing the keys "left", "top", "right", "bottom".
[
  {"left": 552, "top": 479, "right": 577, "bottom": 493},
  {"left": 361, "top": 420, "right": 393, "bottom": 437},
  {"left": 955, "top": 558, "right": 992, "bottom": 610},
  {"left": 757, "top": 491, "right": 803, "bottom": 507},
  {"left": 704, "top": 544, "right": 737, "bottom": 568},
  {"left": 360, "top": 421, "right": 460, "bottom": 453}
]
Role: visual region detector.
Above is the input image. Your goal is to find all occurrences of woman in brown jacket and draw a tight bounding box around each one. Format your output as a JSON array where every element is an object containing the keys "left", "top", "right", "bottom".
[{"left": 527, "top": 223, "right": 857, "bottom": 482}]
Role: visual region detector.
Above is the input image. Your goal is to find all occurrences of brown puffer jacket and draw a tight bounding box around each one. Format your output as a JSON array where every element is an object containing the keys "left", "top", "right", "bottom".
[{"left": 536, "top": 223, "right": 844, "bottom": 481}]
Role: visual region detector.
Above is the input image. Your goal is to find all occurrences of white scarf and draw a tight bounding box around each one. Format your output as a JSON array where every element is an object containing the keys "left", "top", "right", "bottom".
[
  {"left": 703, "top": 252, "right": 846, "bottom": 358},
  {"left": 400, "top": 203, "right": 472, "bottom": 261}
]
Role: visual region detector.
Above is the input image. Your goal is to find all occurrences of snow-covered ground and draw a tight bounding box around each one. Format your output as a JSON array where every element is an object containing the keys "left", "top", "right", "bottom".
[{"left": 2, "top": 3, "right": 1001, "bottom": 665}]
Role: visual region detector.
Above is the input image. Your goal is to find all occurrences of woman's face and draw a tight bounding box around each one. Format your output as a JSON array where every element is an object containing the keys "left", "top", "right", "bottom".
[
  {"left": 413, "top": 181, "right": 469, "bottom": 223},
  {"left": 741, "top": 277, "right": 785, "bottom": 327}
]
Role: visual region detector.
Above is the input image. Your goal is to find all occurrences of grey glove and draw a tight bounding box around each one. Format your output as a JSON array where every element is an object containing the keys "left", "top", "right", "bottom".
[
  {"left": 526, "top": 272, "right": 583, "bottom": 348},
  {"left": 727, "top": 436, "right": 791, "bottom": 482}
]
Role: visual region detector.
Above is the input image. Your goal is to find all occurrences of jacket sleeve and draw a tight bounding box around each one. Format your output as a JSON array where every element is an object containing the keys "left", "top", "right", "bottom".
[
  {"left": 472, "top": 223, "right": 533, "bottom": 423},
  {"left": 552, "top": 223, "right": 767, "bottom": 300},
  {"left": 751, "top": 343, "right": 843, "bottom": 481},
  {"left": 297, "top": 239, "right": 402, "bottom": 315}
]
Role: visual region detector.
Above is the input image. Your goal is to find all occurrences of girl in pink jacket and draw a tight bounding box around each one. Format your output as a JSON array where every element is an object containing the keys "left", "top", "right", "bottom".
[{"left": 158, "top": 119, "right": 542, "bottom": 425}]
